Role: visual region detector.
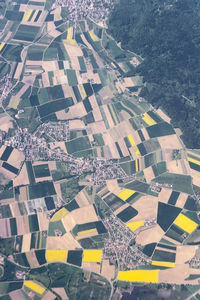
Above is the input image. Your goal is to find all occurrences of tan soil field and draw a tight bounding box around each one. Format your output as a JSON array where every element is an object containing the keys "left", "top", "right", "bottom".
[
  {"left": 158, "top": 188, "right": 172, "bottom": 204},
  {"left": 42, "top": 291, "right": 55, "bottom": 300},
  {"left": 132, "top": 195, "right": 158, "bottom": 221},
  {"left": 158, "top": 135, "right": 182, "bottom": 149},
  {"left": 37, "top": 212, "right": 49, "bottom": 231},
  {"left": 21, "top": 233, "right": 31, "bottom": 253},
  {"left": 82, "top": 262, "right": 101, "bottom": 273},
  {"left": 10, "top": 290, "right": 26, "bottom": 300},
  {"left": 175, "top": 246, "right": 196, "bottom": 264},
  {"left": 75, "top": 190, "right": 90, "bottom": 207},
  {"left": 0, "top": 219, "right": 11, "bottom": 238},
  {"left": 13, "top": 163, "right": 29, "bottom": 186},
  {"left": 136, "top": 224, "right": 164, "bottom": 245},
  {"left": 52, "top": 288, "right": 69, "bottom": 300},
  {"left": 176, "top": 193, "right": 188, "bottom": 208},
  {"left": 101, "top": 260, "right": 115, "bottom": 280},
  {"left": 156, "top": 109, "right": 171, "bottom": 123},
  {"left": 143, "top": 167, "right": 155, "bottom": 183},
  {"left": 47, "top": 232, "right": 81, "bottom": 250},
  {"left": 159, "top": 264, "right": 200, "bottom": 284}
]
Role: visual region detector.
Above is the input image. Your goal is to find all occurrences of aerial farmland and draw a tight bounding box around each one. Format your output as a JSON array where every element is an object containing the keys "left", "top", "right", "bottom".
[{"left": 0, "top": 0, "right": 200, "bottom": 299}]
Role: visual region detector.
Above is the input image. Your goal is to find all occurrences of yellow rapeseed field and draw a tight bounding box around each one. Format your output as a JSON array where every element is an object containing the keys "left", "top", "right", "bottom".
[
  {"left": 79, "top": 84, "right": 87, "bottom": 99},
  {"left": 127, "top": 134, "right": 140, "bottom": 158},
  {"left": 0, "top": 42, "right": 5, "bottom": 51},
  {"left": 142, "top": 113, "right": 156, "bottom": 126},
  {"left": 11, "top": 98, "right": 20, "bottom": 109},
  {"left": 82, "top": 249, "right": 102, "bottom": 262},
  {"left": 77, "top": 228, "right": 97, "bottom": 236},
  {"left": 174, "top": 213, "right": 198, "bottom": 234},
  {"left": 117, "top": 189, "right": 135, "bottom": 201},
  {"left": 89, "top": 30, "right": 99, "bottom": 42},
  {"left": 126, "top": 220, "right": 144, "bottom": 232},
  {"left": 50, "top": 207, "right": 68, "bottom": 222},
  {"left": 188, "top": 156, "right": 200, "bottom": 166},
  {"left": 46, "top": 250, "right": 68, "bottom": 262},
  {"left": 24, "top": 280, "right": 45, "bottom": 295},
  {"left": 22, "top": 9, "right": 33, "bottom": 22},
  {"left": 152, "top": 261, "right": 175, "bottom": 268},
  {"left": 117, "top": 270, "right": 159, "bottom": 282}
]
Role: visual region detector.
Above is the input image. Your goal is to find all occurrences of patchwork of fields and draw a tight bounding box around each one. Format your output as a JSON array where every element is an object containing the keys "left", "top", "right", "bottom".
[{"left": 0, "top": 0, "right": 200, "bottom": 299}]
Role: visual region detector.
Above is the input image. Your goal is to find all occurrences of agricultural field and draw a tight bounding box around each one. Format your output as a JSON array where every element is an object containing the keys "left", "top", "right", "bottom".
[{"left": 0, "top": 0, "right": 200, "bottom": 299}]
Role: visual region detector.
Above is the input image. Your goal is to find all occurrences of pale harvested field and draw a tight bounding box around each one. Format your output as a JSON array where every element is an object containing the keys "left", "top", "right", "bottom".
[
  {"left": 176, "top": 193, "right": 188, "bottom": 208},
  {"left": 13, "top": 163, "right": 29, "bottom": 187},
  {"left": 118, "top": 139, "right": 130, "bottom": 157},
  {"left": 164, "top": 235, "right": 181, "bottom": 246},
  {"left": 158, "top": 135, "right": 182, "bottom": 149},
  {"left": 14, "top": 62, "right": 23, "bottom": 80},
  {"left": 10, "top": 289, "right": 26, "bottom": 300},
  {"left": 0, "top": 116, "right": 13, "bottom": 132},
  {"left": 158, "top": 188, "right": 172, "bottom": 204},
  {"left": 107, "top": 143, "right": 120, "bottom": 159},
  {"left": 42, "top": 291, "right": 55, "bottom": 300},
  {"left": 18, "top": 186, "right": 27, "bottom": 201},
  {"left": 64, "top": 43, "right": 83, "bottom": 57},
  {"left": 70, "top": 56, "right": 80, "bottom": 70},
  {"left": 75, "top": 190, "right": 90, "bottom": 207},
  {"left": 80, "top": 34, "right": 93, "bottom": 50},
  {"left": 0, "top": 167, "right": 15, "bottom": 180},
  {"left": 124, "top": 77, "right": 134, "bottom": 87},
  {"left": 10, "top": 202, "right": 21, "bottom": 217},
  {"left": 42, "top": 61, "right": 57, "bottom": 72},
  {"left": 16, "top": 216, "right": 29, "bottom": 235},
  {"left": 54, "top": 183, "right": 62, "bottom": 200},
  {"left": 21, "top": 233, "right": 31, "bottom": 253},
  {"left": 0, "top": 219, "right": 11, "bottom": 238},
  {"left": 8, "top": 149, "right": 25, "bottom": 169},
  {"left": 191, "top": 169, "right": 200, "bottom": 187},
  {"left": 109, "top": 127, "right": 122, "bottom": 141},
  {"left": 26, "top": 251, "right": 39, "bottom": 268},
  {"left": 141, "top": 128, "right": 150, "bottom": 140},
  {"left": 129, "top": 148, "right": 138, "bottom": 160},
  {"left": 87, "top": 121, "right": 106, "bottom": 135},
  {"left": 103, "top": 105, "right": 115, "bottom": 128},
  {"left": 71, "top": 205, "right": 98, "bottom": 224},
  {"left": 52, "top": 288, "right": 69, "bottom": 300},
  {"left": 167, "top": 159, "right": 189, "bottom": 175},
  {"left": 93, "top": 108, "right": 102, "bottom": 122},
  {"left": 56, "top": 110, "right": 69, "bottom": 121},
  {"left": 143, "top": 167, "right": 155, "bottom": 183},
  {"left": 48, "top": 161, "right": 56, "bottom": 170},
  {"left": 176, "top": 245, "right": 196, "bottom": 264},
  {"left": 37, "top": 212, "right": 49, "bottom": 231},
  {"left": 82, "top": 262, "right": 101, "bottom": 274},
  {"left": 67, "top": 102, "right": 87, "bottom": 118},
  {"left": 132, "top": 195, "right": 158, "bottom": 221},
  {"left": 47, "top": 232, "right": 81, "bottom": 250},
  {"left": 69, "top": 119, "right": 85, "bottom": 130},
  {"left": 159, "top": 264, "right": 200, "bottom": 284},
  {"left": 156, "top": 109, "right": 171, "bottom": 123},
  {"left": 0, "top": 145, "right": 5, "bottom": 157},
  {"left": 101, "top": 260, "right": 115, "bottom": 280},
  {"left": 106, "top": 179, "right": 121, "bottom": 194},
  {"left": 89, "top": 95, "right": 98, "bottom": 109},
  {"left": 114, "top": 121, "right": 133, "bottom": 140},
  {"left": 35, "top": 176, "right": 52, "bottom": 183},
  {"left": 136, "top": 224, "right": 164, "bottom": 245},
  {"left": 61, "top": 214, "right": 76, "bottom": 231}
]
